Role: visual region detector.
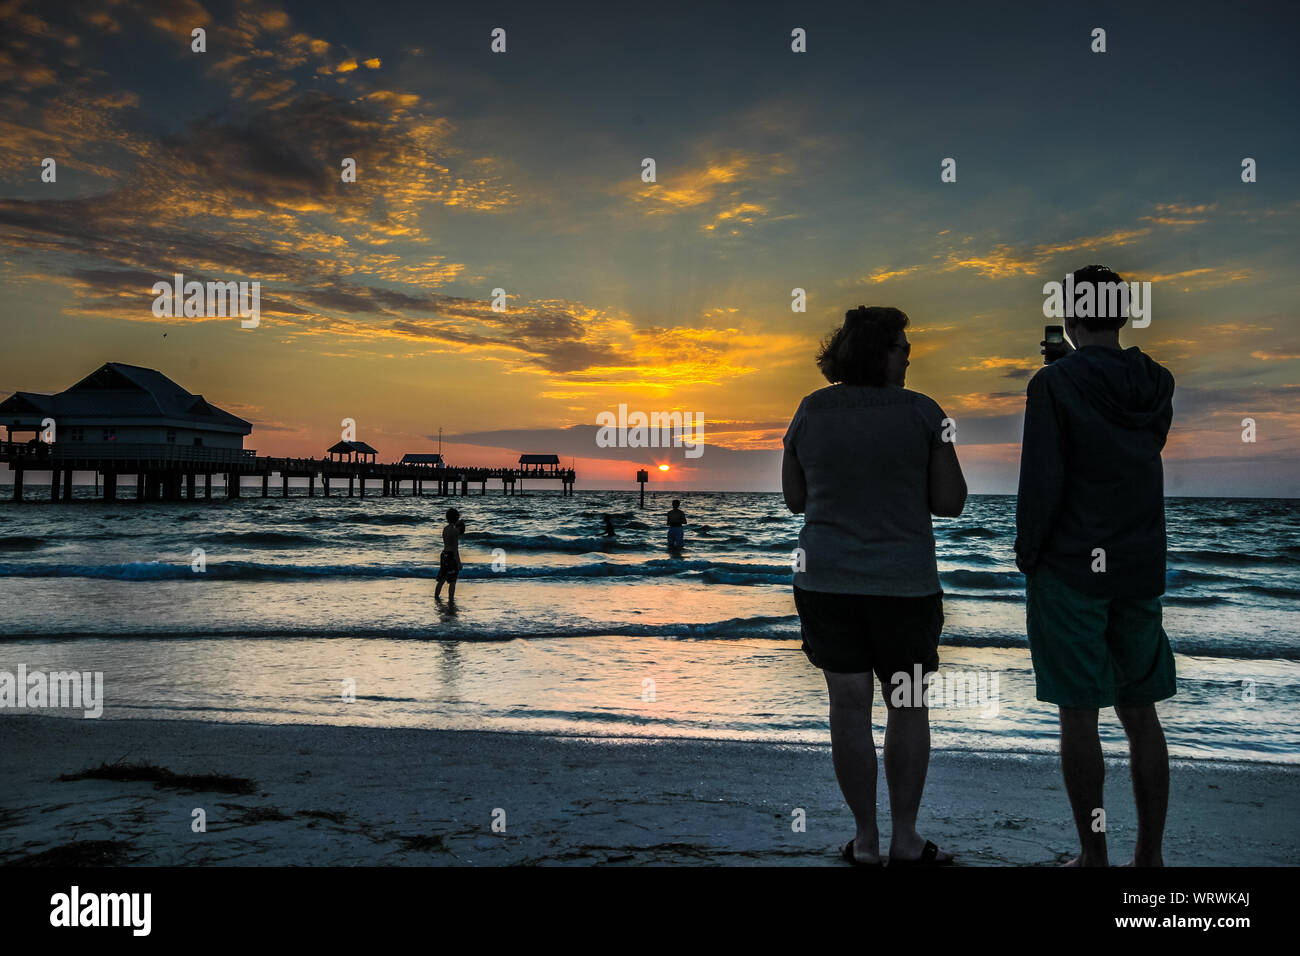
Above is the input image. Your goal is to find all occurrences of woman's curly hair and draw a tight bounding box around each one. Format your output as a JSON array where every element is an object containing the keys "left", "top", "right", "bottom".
[{"left": 815, "top": 306, "right": 909, "bottom": 386}]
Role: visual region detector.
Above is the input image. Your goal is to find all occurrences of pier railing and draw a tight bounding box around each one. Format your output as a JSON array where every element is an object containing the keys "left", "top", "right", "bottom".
[
  {"left": 47, "top": 442, "right": 256, "bottom": 465},
  {"left": 0, "top": 440, "right": 49, "bottom": 460}
]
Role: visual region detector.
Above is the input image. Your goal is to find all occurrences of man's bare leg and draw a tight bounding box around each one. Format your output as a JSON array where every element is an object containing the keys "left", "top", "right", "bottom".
[
  {"left": 1115, "top": 703, "right": 1168, "bottom": 867},
  {"left": 1059, "top": 706, "right": 1108, "bottom": 866}
]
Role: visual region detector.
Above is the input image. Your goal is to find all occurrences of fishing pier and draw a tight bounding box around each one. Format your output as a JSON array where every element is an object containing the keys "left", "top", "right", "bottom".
[
  {"left": 0, "top": 362, "right": 576, "bottom": 503},
  {"left": 0, "top": 441, "right": 575, "bottom": 502}
]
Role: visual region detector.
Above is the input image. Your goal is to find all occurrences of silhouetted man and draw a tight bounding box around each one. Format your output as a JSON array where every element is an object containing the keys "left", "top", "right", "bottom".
[
  {"left": 1016, "top": 264, "right": 1176, "bottom": 867},
  {"left": 666, "top": 499, "right": 686, "bottom": 549}
]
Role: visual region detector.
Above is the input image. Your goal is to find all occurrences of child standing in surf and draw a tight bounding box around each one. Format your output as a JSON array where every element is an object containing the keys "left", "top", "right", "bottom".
[{"left": 435, "top": 508, "right": 466, "bottom": 602}]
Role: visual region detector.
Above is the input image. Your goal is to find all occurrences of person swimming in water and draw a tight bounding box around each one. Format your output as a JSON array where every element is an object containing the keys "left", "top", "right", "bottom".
[
  {"left": 666, "top": 499, "right": 686, "bottom": 550},
  {"left": 435, "top": 507, "right": 466, "bottom": 602}
]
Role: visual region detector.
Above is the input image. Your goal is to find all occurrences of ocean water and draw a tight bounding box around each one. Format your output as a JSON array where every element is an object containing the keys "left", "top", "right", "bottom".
[{"left": 1, "top": 491, "right": 1297, "bottom": 763}]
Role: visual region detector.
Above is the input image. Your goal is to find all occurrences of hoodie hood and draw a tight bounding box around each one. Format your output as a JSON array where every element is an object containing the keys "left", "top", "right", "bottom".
[{"left": 1052, "top": 346, "right": 1174, "bottom": 433}]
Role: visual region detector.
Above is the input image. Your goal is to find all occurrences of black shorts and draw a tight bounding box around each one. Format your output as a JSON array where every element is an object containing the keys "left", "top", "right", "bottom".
[
  {"left": 793, "top": 584, "right": 943, "bottom": 682},
  {"left": 436, "top": 550, "right": 461, "bottom": 583}
]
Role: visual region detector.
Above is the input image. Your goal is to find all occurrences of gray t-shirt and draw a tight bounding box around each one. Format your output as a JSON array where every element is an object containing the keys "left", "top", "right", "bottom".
[{"left": 783, "top": 384, "right": 947, "bottom": 596}]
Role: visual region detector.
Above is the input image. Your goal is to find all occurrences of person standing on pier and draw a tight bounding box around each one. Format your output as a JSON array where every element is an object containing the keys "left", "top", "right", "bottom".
[
  {"left": 666, "top": 499, "right": 686, "bottom": 550},
  {"left": 435, "top": 508, "right": 466, "bottom": 602}
]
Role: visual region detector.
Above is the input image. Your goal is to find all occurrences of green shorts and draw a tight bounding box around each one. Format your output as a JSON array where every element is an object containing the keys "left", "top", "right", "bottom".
[{"left": 1025, "top": 566, "right": 1176, "bottom": 709}]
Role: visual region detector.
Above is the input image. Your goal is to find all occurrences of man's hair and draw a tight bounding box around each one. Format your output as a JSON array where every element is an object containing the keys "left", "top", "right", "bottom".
[
  {"left": 446, "top": 508, "right": 460, "bottom": 522},
  {"left": 1072, "top": 265, "right": 1128, "bottom": 332},
  {"left": 816, "top": 306, "right": 909, "bottom": 386},
  {"left": 671, "top": 499, "right": 680, "bottom": 507}
]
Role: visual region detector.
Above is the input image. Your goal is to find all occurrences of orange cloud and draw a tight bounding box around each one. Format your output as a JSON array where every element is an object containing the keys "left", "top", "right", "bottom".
[
  {"left": 862, "top": 265, "right": 922, "bottom": 284},
  {"left": 958, "top": 357, "right": 1040, "bottom": 373},
  {"left": 1251, "top": 350, "right": 1300, "bottom": 361}
]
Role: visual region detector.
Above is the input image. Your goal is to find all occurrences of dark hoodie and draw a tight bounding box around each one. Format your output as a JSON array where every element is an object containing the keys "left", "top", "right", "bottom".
[{"left": 1014, "top": 345, "right": 1175, "bottom": 598}]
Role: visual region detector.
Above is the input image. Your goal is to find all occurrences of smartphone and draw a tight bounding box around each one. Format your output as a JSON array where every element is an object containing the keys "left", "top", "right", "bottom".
[{"left": 1042, "top": 325, "right": 1065, "bottom": 365}]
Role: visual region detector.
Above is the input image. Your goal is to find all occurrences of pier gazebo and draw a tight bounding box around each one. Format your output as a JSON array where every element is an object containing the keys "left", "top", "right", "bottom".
[
  {"left": 519, "top": 453, "right": 560, "bottom": 474},
  {"left": 327, "top": 440, "right": 378, "bottom": 464}
]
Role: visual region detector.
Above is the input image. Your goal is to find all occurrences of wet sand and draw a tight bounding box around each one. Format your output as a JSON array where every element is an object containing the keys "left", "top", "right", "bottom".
[{"left": 1, "top": 715, "right": 1295, "bottom": 866}]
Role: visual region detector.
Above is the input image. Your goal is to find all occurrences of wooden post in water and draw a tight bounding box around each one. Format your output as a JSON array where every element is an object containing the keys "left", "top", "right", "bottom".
[
  {"left": 637, "top": 469, "right": 648, "bottom": 508},
  {"left": 12, "top": 469, "right": 22, "bottom": 501},
  {"left": 204, "top": 473, "right": 212, "bottom": 499}
]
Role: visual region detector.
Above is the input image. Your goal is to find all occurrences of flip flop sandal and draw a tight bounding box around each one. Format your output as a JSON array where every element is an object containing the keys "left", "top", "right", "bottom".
[
  {"left": 841, "top": 838, "right": 884, "bottom": 867},
  {"left": 888, "top": 839, "right": 954, "bottom": 868}
]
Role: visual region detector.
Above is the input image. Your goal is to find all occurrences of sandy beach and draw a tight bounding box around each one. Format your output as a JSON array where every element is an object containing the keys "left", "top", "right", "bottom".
[{"left": 1, "top": 714, "right": 1295, "bottom": 866}]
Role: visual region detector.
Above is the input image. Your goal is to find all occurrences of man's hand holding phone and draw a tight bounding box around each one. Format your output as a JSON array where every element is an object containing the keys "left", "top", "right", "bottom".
[{"left": 1042, "top": 324, "right": 1073, "bottom": 365}]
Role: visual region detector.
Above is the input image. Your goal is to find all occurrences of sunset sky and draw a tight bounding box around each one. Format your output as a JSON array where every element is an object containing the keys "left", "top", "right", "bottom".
[{"left": 1, "top": 0, "right": 1296, "bottom": 494}]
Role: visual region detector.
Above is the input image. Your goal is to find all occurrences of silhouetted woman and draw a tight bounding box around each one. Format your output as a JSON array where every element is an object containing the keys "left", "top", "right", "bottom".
[{"left": 782, "top": 306, "right": 967, "bottom": 866}]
